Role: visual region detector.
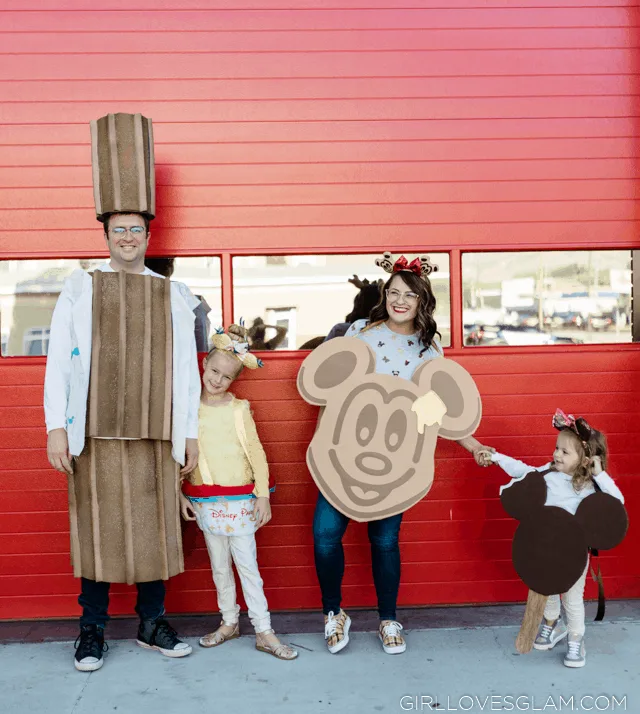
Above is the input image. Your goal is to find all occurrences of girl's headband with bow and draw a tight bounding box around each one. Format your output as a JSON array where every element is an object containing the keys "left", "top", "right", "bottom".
[
  {"left": 210, "top": 320, "right": 264, "bottom": 370},
  {"left": 375, "top": 251, "right": 438, "bottom": 280},
  {"left": 552, "top": 408, "right": 593, "bottom": 447}
]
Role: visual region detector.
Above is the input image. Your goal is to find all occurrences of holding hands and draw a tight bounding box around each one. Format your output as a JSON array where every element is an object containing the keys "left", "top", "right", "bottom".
[
  {"left": 457, "top": 436, "right": 495, "bottom": 469},
  {"left": 474, "top": 446, "right": 496, "bottom": 468}
]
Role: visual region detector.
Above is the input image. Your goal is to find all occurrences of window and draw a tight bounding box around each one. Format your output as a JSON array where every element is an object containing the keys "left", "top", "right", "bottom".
[
  {"left": 23, "top": 327, "right": 50, "bottom": 356},
  {"left": 232, "top": 253, "right": 451, "bottom": 350},
  {"left": 462, "top": 251, "right": 632, "bottom": 346},
  {"left": 166, "top": 257, "right": 222, "bottom": 352},
  {"left": 0, "top": 257, "right": 222, "bottom": 356},
  {"left": 266, "top": 307, "right": 296, "bottom": 350},
  {"left": 0, "top": 259, "right": 103, "bottom": 357}
]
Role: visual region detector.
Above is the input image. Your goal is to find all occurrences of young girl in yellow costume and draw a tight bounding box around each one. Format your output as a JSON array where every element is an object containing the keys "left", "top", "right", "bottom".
[{"left": 180, "top": 323, "right": 298, "bottom": 660}]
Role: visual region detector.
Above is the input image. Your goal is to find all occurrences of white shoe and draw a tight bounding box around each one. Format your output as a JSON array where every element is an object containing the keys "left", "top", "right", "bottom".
[
  {"left": 533, "top": 618, "right": 568, "bottom": 651},
  {"left": 324, "top": 610, "right": 351, "bottom": 654},
  {"left": 564, "top": 634, "right": 586, "bottom": 668},
  {"left": 379, "top": 620, "right": 406, "bottom": 654}
]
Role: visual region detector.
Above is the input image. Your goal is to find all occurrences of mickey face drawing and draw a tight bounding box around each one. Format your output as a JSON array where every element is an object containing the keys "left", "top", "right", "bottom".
[{"left": 297, "top": 337, "right": 482, "bottom": 521}]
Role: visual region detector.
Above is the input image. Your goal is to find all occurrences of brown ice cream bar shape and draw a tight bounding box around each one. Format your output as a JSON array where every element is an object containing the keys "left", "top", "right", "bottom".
[
  {"left": 90, "top": 112, "right": 155, "bottom": 222},
  {"left": 500, "top": 470, "right": 628, "bottom": 653},
  {"left": 297, "top": 336, "right": 482, "bottom": 522}
]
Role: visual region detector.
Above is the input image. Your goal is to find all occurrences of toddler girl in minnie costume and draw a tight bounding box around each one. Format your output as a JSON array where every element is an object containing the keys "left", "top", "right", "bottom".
[
  {"left": 480, "top": 410, "right": 624, "bottom": 668},
  {"left": 180, "top": 323, "right": 298, "bottom": 660}
]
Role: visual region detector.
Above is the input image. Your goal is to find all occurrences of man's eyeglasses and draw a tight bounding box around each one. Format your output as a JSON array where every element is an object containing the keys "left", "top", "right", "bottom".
[
  {"left": 385, "top": 288, "right": 419, "bottom": 304},
  {"left": 110, "top": 226, "right": 146, "bottom": 236}
]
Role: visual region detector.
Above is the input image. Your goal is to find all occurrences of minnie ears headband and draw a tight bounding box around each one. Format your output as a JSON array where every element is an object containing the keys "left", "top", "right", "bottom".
[
  {"left": 210, "top": 320, "right": 264, "bottom": 370},
  {"left": 375, "top": 251, "right": 438, "bottom": 280},
  {"left": 552, "top": 408, "right": 594, "bottom": 446}
]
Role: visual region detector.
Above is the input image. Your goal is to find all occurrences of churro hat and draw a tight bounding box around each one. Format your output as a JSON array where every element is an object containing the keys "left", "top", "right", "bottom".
[{"left": 90, "top": 112, "right": 155, "bottom": 222}]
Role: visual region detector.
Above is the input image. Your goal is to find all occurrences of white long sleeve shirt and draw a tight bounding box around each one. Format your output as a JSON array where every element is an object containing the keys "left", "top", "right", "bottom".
[
  {"left": 492, "top": 452, "right": 624, "bottom": 515},
  {"left": 44, "top": 263, "right": 202, "bottom": 466}
]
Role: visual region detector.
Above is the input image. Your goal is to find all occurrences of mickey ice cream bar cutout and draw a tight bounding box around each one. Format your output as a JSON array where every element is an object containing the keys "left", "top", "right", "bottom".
[
  {"left": 501, "top": 465, "right": 628, "bottom": 654},
  {"left": 501, "top": 470, "right": 628, "bottom": 597},
  {"left": 297, "top": 337, "right": 482, "bottom": 522}
]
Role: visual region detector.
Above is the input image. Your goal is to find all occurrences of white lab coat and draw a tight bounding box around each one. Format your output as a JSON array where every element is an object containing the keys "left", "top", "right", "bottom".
[{"left": 44, "top": 264, "right": 201, "bottom": 466}]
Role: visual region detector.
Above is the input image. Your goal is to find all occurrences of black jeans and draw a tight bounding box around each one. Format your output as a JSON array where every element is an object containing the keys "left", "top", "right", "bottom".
[
  {"left": 313, "top": 492, "right": 403, "bottom": 621},
  {"left": 78, "top": 578, "right": 166, "bottom": 628}
]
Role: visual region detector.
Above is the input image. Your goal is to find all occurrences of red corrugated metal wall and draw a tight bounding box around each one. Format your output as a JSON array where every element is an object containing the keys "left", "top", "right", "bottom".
[{"left": 1, "top": 1, "right": 639, "bottom": 620}]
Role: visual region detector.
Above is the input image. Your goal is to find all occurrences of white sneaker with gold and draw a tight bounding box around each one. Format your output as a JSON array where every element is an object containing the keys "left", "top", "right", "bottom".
[
  {"left": 324, "top": 610, "right": 351, "bottom": 654},
  {"left": 379, "top": 620, "right": 406, "bottom": 654}
]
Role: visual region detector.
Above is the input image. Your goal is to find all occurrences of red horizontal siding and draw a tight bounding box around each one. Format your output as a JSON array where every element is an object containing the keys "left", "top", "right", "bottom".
[
  {"left": 0, "top": 2, "right": 638, "bottom": 620},
  {"left": 2, "top": 27, "right": 639, "bottom": 55},
  {"left": 3, "top": 180, "right": 640, "bottom": 211},
  {"left": 1, "top": 50, "right": 636, "bottom": 80},
  {"left": 1, "top": 8, "right": 636, "bottom": 32}
]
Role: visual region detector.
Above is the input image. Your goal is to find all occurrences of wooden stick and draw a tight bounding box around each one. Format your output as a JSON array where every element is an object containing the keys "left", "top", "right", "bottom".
[{"left": 516, "top": 590, "right": 548, "bottom": 654}]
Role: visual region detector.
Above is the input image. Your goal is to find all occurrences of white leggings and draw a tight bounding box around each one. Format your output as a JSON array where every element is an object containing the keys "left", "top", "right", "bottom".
[
  {"left": 203, "top": 531, "right": 271, "bottom": 633},
  {"left": 544, "top": 561, "right": 589, "bottom": 637}
]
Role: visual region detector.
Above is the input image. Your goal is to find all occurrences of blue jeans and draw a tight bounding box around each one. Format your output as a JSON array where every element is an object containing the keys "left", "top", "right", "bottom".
[
  {"left": 313, "top": 492, "right": 403, "bottom": 620},
  {"left": 78, "top": 578, "right": 166, "bottom": 628}
]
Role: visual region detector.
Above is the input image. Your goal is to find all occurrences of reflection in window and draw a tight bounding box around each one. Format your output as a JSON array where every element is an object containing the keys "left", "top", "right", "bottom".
[
  {"left": 146, "top": 257, "right": 222, "bottom": 352},
  {"left": 462, "top": 251, "right": 632, "bottom": 346},
  {"left": 24, "top": 327, "right": 50, "bottom": 356},
  {"left": 233, "top": 253, "right": 451, "bottom": 349},
  {"left": 0, "top": 259, "right": 103, "bottom": 357},
  {"left": 0, "top": 257, "right": 222, "bottom": 356}
]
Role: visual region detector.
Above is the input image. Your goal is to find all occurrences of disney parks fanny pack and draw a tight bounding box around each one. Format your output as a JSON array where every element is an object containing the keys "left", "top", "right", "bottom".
[{"left": 192, "top": 497, "right": 257, "bottom": 537}]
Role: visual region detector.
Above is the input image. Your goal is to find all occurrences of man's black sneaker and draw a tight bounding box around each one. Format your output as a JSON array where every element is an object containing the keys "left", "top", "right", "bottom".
[
  {"left": 74, "top": 624, "right": 107, "bottom": 672},
  {"left": 136, "top": 617, "right": 192, "bottom": 658}
]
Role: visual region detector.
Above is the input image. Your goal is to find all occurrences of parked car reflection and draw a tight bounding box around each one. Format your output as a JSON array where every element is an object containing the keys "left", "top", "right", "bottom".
[{"left": 465, "top": 324, "right": 584, "bottom": 347}]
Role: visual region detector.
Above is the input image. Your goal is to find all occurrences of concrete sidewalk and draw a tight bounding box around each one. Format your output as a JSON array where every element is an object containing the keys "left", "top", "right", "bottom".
[{"left": 1, "top": 606, "right": 637, "bottom": 714}]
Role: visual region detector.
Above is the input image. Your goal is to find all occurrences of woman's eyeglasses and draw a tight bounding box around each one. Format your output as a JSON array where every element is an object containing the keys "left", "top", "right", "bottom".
[{"left": 385, "top": 288, "right": 419, "bottom": 304}]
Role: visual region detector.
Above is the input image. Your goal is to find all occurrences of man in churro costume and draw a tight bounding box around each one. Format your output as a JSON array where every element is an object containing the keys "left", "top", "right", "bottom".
[{"left": 44, "top": 113, "right": 201, "bottom": 672}]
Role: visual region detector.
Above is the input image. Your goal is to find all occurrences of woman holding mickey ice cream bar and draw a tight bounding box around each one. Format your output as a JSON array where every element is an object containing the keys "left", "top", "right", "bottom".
[{"left": 313, "top": 252, "right": 493, "bottom": 656}]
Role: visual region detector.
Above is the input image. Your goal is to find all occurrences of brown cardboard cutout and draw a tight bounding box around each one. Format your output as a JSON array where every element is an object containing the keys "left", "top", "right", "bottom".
[
  {"left": 501, "top": 471, "right": 629, "bottom": 595},
  {"left": 575, "top": 492, "right": 629, "bottom": 551},
  {"left": 297, "top": 336, "right": 482, "bottom": 521},
  {"left": 513, "top": 507, "right": 588, "bottom": 596},
  {"left": 500, "top": 471, "right": 547, "bottom": 520},
  {"left": 501, "top": 469, "right": 629, "bottom": 653},
  {"left": 90, "top": 113, "right": 155, "bottom": 222}
]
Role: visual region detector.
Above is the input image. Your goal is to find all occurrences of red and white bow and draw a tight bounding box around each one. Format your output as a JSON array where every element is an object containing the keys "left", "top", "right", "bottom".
[{"left": 552, "top": 408, "right": 576, "bottom": 431}]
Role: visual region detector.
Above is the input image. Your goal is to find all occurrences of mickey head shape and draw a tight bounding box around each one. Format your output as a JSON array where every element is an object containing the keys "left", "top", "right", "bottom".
[
  {"left": 297, "top": 336, "right": 482, "bottom": 522},
  {"left": 501, "top": 470, "right": 628, "bottom": 596}
]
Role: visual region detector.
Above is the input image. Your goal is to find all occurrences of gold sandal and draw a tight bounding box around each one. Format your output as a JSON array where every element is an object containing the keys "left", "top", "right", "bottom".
[
  {"left": 199, "top": 622, "right": 240, "bottom": 648},
  {"left": 255, "top": 629, "right": 298, "bottom": 660}
]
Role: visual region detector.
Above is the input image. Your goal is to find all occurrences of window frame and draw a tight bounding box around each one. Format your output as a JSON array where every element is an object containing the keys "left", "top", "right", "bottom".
[
  {"left": 22, "top": 327, "right": 50, "bottom": 356},
  {"left": 457, "top": 247, "right": 638, "bottom": 355},
  {"left": 0, "top": 254, "right": 225, "bottom": 362},
  {"left": 1, "top": 246, "right": 638, "bottom": 363},
  {"left": 229, "top": 250, "right": 454, "bottom": 352}
]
